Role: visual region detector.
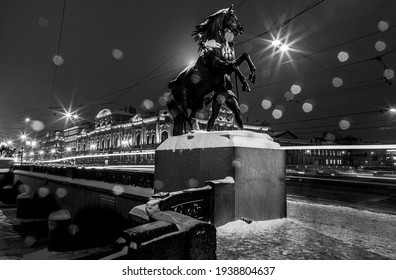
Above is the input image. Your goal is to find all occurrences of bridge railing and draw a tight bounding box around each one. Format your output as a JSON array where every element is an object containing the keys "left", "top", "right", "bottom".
[{"left": 13, "top": 164, "right": 154, "bottom": 188}]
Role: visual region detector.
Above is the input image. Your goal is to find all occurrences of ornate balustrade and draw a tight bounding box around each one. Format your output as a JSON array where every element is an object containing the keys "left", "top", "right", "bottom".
[{"left": 13, "top": 164, "right": 154, "bottom": 188}]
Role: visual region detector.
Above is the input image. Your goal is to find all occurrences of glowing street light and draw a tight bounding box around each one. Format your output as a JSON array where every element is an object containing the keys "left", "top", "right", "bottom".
[
  {"left": 24, "top": 117, "right": 31, "bottom": 123},
  {"left": 271, "top": 39, "right": 282, "bottom": 47},
  {"left": 279, "top": 44, "right": 290, "bottom": 52},
  {"left": 20, "top": 133, "right": 27, "bottom": 165}
]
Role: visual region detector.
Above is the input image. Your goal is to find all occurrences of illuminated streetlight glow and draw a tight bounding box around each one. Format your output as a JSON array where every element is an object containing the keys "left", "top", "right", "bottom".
[
  {"left": 279, "top": 44, "right": 290, "bottom": 52},
  {"left": 25, "top": 117, "right": 31, "bottom": 123},
  {"left": 389, "top": 108, "right": 396, "bottom": 113},
  {"left": 271, "top": 39, "right": 281, "bottom": 47}
]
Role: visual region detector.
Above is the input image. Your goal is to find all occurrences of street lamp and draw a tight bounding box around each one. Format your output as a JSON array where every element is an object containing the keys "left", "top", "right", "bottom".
[{"left": 20, "top": 134, "right": 27, "bottom": 165}]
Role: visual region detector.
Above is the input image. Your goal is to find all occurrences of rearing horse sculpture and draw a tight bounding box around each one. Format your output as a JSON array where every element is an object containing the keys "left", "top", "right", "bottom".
[{"left": 167, "top": 5, "right": 256, "bottom": 136}]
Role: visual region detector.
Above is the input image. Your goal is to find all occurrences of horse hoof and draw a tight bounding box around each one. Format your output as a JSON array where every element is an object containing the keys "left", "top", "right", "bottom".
[
  {"left": 242, "top": 84, "right": 251, "bottom": 92},
  {"left": 249, "top": 74, "right": 256, "bottom": 84}
]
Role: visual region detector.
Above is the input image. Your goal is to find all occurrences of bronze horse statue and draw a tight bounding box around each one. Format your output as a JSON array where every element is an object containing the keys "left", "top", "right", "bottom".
[{"left": 167, "top": 4, "right": 256, "bottom": 136}]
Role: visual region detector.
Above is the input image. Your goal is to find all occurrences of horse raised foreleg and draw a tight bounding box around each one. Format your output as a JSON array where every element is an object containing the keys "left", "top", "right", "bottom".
[
  {"left": 212, "top": 56, "right": 251, "bottom": 92},
  {"left": 233, "top": 65, "right": 251, "bottom": 92},
  {"left": 234, "top": 53, "right": 256, "bottom": 84}
]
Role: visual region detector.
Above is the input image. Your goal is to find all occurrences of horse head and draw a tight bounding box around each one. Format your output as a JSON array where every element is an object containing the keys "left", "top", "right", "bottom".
[
  {"left": 223, "top": 5, "right": 244, "bottom": 37},
  {"left": 192, "top": 4, "right": 244, "bottom": 47}
]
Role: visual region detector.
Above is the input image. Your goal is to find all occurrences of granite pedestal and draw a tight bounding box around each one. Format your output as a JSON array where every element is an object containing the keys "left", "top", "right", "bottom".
[{"left": 154, "top": 131, "right": 286, "bottom": 222}]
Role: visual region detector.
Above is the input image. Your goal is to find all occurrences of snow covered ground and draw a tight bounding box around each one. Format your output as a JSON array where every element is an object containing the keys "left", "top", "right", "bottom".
[
  {"left": 217, "top": 198, "right": 396, "bottom": 259},
  {"left": 1, "top": 196, "right": 395, "bottom": 260}
]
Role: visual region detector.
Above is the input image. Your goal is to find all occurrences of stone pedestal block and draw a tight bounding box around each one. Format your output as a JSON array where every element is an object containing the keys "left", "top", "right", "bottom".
[
  {"left": 2, "top": 184, "right": 16, "bottom": 204},
  {"left": 155, "top": 131, "right": 286, "bottom": 222},
  {"left": 48, "top": 209, "right": 72, "bottom": 251},
  {"left": 16, "top": 192, "right": 34, "bottom": 218}
]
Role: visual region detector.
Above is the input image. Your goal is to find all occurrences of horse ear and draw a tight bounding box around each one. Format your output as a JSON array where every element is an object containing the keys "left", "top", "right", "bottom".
[{"left": 228, "top": 4, "right": 234, "bottom": 12}]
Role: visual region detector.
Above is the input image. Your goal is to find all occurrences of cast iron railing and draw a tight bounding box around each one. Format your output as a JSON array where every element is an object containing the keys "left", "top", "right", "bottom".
[{"left": 13, "top": 164, "right": 154, "bottom": 188}]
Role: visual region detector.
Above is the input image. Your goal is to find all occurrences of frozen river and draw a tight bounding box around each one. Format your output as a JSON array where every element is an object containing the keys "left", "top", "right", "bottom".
[
  {"left": 1, "top": 196, "right": 395, "bottom": 259},
  {"left": 217, "top": 197, "right": 396, "bottom": 259}
]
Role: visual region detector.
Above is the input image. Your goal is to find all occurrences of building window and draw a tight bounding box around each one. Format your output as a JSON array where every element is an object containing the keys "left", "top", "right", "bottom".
[
  {"left": 136, "top": 133, "right": 140, "bottom": 146},
  {"left": 161, "top": 131, "right": 168, "bottom": 142}
]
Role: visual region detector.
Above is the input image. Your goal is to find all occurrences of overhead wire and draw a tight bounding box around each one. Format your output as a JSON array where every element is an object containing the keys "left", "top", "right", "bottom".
[{"left": 49, "top": 0, "right": 67, "bottom": 109}]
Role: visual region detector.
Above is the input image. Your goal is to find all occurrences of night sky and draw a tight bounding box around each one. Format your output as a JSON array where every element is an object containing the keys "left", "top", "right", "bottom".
[{"left": 1, "top": 0, "right": 396, "bottom": 144}]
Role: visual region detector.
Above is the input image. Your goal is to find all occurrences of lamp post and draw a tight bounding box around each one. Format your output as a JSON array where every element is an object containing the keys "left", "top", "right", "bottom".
[{"left": 20, "top": 134, "right": 27, "bottom": 165}]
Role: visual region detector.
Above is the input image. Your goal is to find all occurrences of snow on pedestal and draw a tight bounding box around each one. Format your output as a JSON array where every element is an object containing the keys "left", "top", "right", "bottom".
[{"left": 154, "top": 130, "right": 286, "bottom": 222}]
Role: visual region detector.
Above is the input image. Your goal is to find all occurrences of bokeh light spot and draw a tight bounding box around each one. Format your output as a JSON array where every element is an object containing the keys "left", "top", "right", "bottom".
[
  {"left": 38, "top": 17, "right": 49, "bottom": 28},
  {"left": 188, "top": 178, "right": 199, "bottom": 188},
  {"left": 52, "top": 55, "right": 64, "bottom": 66},
  {"left": 384, "top": 69, "right": 395, "bottom": 80},
  {"left": 195, "top": 112, "right": 204, "bottom": 120},
  {"left": 284, "top": 91, "right": 294, "bottom": 101},
  {"left": 261, "top": 99, "right": 272, "bottom": 110},
  {"left": 38, "top": 187, "right": 50, "bottom": 198},
  {"left": 68, "top": 224, "right": 79, "bottom": 236},
  {"left": 216, "top": 95, "right": 226, "bottom": 104},
  {"left": 240, "top": 104, "right": 249, "bottom": 113},
  {"left": 141, "top": 99, "right": 154, "bottom": 111},
  {"left": 302, "top": 102, "right": 313, "bottom": 113},
  {"left": 375, "top": 41, "right": 386, "bottom": 52},
  {"left": 112, "top": 49, "right": 124, "bottom": 60},
  {"left": 154, "top": 180, "right": 164, "bottom": 190},
  {"left": 232, "top": 159, "right": 242, "bottom": 168},
  {"left": 30, "top": 120, "right": 45, "bottom": 132},
  {"left": 332, "top": 77, "right": 343, "bottom": 88},
  {"left": 18, "top": 184, "right": 29, "bottom": 194},
  {"left": 55, "top": 188, "right": 68, "bottom": 198},
  {"left": 25, "top": 236, "right": 36, "bottom": 247},
  {"left": 190, "top": 73, "right": 201, "bottom": 84},
  {"left": 272, "top": 109, "right": 283, "bottom": 119},
  {"left": 112, "top": 185, "right": 125, "bottom": 196},
  {"left": 378, "top": 21, "right": 389, "bottom": 32},
  {"left": 159, "top": 92, "right": 171, "bottom": 106},
  {"left": 337, "top": 51, "right": 349, "bottom": 62},
  {"left": 339, "top": 119, "right": 350, "bottom": 130},
  {"left": 291, "top": 84, "right": 301, "bottom": 95},
  {"left": 326, "top": 133, "right": 336, "bottom": 142}
]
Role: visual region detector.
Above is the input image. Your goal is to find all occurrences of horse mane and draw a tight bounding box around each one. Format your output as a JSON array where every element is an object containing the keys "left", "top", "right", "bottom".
[{"left": 192, "top": 8, "right": 228, "bottom": 49}]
